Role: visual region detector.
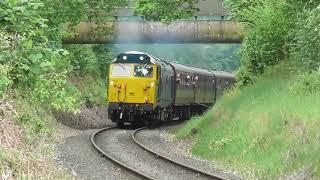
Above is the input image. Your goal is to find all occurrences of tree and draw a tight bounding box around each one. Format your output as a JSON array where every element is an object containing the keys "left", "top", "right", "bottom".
[
  {"left": 134, "top": 0, "right": 199, "bottom": 23},
  {"left": 0, "top": 0, "right": 127, "bottom": 110}
]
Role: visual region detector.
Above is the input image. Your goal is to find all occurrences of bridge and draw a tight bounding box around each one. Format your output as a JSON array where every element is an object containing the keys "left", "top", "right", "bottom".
[{"left": 63, "top": 0, "right": 243, "bottom": 44}]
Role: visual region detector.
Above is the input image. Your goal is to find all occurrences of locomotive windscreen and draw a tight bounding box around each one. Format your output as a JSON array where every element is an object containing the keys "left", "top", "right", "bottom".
[
  {"left": 111, "top": 64, "right": 132, "bottom": 77},
  {"left": 115, "top": 53, "right": 152, "bottom": 64}
]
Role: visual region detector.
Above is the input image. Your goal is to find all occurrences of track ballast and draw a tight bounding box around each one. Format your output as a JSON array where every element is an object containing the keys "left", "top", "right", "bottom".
[{"left": 91, "top": 127, "right": 227, "bottom": 180}]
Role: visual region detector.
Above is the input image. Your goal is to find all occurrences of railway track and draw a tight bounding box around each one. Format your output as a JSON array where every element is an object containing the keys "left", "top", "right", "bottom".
[{"left": 91, "top": 127, "right": 227, "bottom": 180}]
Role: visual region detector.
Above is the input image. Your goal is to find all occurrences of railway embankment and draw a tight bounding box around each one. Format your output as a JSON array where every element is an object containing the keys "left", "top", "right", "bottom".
[
  {"left": 175, "top": 60, "right": 320, "bottom": 179},
  {"left": 0, "top": 74, "right": 109, "bottom": 178},
  {"left": 0, "top": 98, "right": 69, "bottom": 179}
]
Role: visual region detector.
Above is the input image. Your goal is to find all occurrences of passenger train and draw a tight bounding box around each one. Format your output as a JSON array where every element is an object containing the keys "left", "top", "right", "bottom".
[{"left": 107, "top": 51, "right": 235, "bottom": 127}]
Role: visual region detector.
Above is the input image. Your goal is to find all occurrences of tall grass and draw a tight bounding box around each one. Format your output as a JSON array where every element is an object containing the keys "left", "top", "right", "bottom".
[{"left": 176, "top": 60, "right": 320, "bottom": 178}]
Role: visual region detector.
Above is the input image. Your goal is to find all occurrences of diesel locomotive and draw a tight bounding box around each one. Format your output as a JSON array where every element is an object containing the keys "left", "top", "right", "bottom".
[{"left": 107, "top": 51, "right": 235, "bottom": 127}]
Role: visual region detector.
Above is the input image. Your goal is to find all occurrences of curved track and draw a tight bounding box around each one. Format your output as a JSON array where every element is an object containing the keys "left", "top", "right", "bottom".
[
  {"left": 132, "top": 127, "right": 226, "bottom": 180},
  {"left": 91, "top": 127, "right": 154, "bottom": 179},
  {"left": 91, "top": 127, "right": 227, "bottom": 180}
]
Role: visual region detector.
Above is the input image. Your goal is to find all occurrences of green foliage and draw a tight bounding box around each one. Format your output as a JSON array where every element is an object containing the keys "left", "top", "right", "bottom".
[
  {"left": 0, "top": 0, "right": 124, "bottom": 111},
  {"left": 40, "top": 0, "right": 128, "bottom": 40},
  {"left": 291, "top": 68, "right": 320, "bottom": 95},
  {"left": 72, "top": 76, "right": 108, "bottom": 107},
  {"left": 65, "top": 45, "right": 99, "bottom": 77},
  {"left": 14, "top": 94, "right": 55, "bottom": 144},
  {"left": 134, "top": 0, "right": 199, "bottom": 23},
  {"left": 176, "top": 60, "right": 320, "bottom": 178},
  {"left": 227, "top": 1, "right": 294, "bottom": 86},
  {"left": 0, "top": 65, "right": 12, "bottom": 99},
  {"left": 225, "top": 0, "right": 263, "bottom": 23},
  {"left": 0, "top": 1, "right": 121, "bottom": 178},
  {"left": 93, "top": 45, "right": 114, "bottom": 78},
  {"left": 226, "top": 0, "right": 320, "bottom": 86},
  {"left": 65, "top": 44, "right": 110, "bottom": 106},
  {"left": 0, "top": 1, "right": 79, "bottom": 111},
  {"left": 296, "top": 5, "right": 320, "bottom": 69}
]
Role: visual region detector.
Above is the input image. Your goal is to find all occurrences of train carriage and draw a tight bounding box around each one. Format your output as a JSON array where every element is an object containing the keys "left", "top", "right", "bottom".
[{"left": 107, "top": 51, "right": 235, "bottom": 127}]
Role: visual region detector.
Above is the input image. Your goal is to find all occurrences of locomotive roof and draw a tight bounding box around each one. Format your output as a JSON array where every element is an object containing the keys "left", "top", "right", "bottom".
[
  {"left": 125, "top": 51, "right": 146, "bottom": 55},
  {"left": 170, "top": 62, "right": 215, "bottom": 76},
  {"left": 211, "top": 70, "right": 235, "bottom": 79},
  {"left": 122, "top": 51, "right": 166, "bottom": 65}
]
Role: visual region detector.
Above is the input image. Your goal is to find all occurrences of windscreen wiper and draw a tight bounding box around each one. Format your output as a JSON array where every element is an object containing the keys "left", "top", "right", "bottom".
[{"left": 118, "top": 63, "right": 125, "bottom": 70}]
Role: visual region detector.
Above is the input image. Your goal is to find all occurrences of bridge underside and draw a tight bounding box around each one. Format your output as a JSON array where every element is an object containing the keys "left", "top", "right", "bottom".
[{"left": 63, "top": 21, "right": 243, "bottom": 44}]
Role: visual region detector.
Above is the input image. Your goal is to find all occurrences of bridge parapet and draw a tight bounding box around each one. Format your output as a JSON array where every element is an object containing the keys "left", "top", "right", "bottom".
[{"left": 63, "top": 18, "right": 242, "bottom": 44}]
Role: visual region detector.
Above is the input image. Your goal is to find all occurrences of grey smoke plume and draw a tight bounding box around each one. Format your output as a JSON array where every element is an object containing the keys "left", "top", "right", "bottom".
[{"left": 109, "top": 43, "right": 240, "bottom": 72}]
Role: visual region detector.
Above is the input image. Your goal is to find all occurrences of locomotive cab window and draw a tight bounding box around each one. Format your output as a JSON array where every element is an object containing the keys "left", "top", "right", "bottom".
[
  {"left": 134, "top": 65, "right": 154, "bottom": 78},
  {"left": 111, "top": 64, "right": 132, "bottom": 77}
]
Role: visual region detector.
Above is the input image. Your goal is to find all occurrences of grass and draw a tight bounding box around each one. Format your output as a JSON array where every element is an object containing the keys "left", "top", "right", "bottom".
[
  {"left": 175, "top": 59, "right": 320, "bottom": 179},
  {"left": 0, "top": 75, "right": 107, "bottom": 178},
  {"left": 0, "top": 95, "right": 69, "bottom": 179}
]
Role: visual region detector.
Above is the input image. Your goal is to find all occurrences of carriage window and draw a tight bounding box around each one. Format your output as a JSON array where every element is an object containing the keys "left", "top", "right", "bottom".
[
  {"left": 111, "top": 64, "right": 132, "bottom": 77},
  {"left": 134, "top": 65, "right": 154, "bottom": 78}
]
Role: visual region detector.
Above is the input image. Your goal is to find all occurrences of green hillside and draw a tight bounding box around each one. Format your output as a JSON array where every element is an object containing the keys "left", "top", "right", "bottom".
[
  {"left": 175, "top": 0, "right": 320, "bottom": 178},
  {"left": 176, "top": 59, "right": 320, "bottom": 178}
]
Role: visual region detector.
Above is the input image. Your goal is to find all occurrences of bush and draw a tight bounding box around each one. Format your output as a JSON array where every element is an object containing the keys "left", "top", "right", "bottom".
[
  {"left": 0, "top": 65, "right": 12, "bottom": 100},
  {"left": 92, "top": 45, "right": 114, "bottom": 78},
  {"left": 291, "top": 68, "right": 320, "bottom": 95},
  {"left": 0, "top": 1, "right": 78, "bottom": 112},
  {"left": 234, "top": 1, "right": 292, "bottom": 86},
  {"left": 64, "top": 45, "right": 100, "bottom": 77},
  {"left": 296, "top": 6, "right": 320, "bottom": 69}
]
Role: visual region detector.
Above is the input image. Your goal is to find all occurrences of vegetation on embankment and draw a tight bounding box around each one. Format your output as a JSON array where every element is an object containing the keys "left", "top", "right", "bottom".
[
  {"left": 176, "top": 0, "right": 320, "bottom": 179},
  {"left": 176, "top": 59, "right": 320, "bottom": 178},
  {"left": 0, "top": 43, "right": 111, "bottom": 178},
  {"left": 0, "top": 0, "right": 119, "bottom": 177}
]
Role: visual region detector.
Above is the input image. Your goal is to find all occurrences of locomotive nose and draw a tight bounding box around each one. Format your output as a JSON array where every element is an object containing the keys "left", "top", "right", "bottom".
[{"left": 110, "top": 79, "right": 153, "bottom": 104}]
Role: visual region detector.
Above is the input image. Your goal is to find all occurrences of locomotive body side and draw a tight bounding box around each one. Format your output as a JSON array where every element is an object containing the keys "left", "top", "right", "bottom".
[
  {"left": 212, "top": 71, "right": 235, "bottom": 99},
  {"left": 170, "top": 63, "right": 217, "bottom": 106}
]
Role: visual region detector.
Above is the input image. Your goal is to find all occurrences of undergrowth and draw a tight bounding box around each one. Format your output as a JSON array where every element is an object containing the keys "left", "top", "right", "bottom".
[
  {"left": 176, "top": 59, "right": 320, "bottom": 179},
  {"left": 0, "top": 93, "right": 69, "bottom": 179},
  {"left": 70, "top": 75, "right": 108, "bottom": 108}
]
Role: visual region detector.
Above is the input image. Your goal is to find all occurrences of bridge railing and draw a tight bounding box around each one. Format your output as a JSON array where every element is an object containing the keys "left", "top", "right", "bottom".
[
  {"left": 63, "top": 15, "right": 242, "bottom": 44},
  {"left": 95, "top": 15, "right": 232, "bottom": 22}
]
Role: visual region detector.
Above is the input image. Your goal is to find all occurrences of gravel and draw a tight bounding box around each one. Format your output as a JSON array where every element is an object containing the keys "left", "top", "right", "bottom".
[
  {"left": 54, "top": 105, "right": 112, "bottom": 130},
  {"left": 55, "top": 129, "right": 139, "bottom": 180},
  {"left": 134, "top": 127, "right": 242, "bottom": 180},
  {"left": 54, "top": 120, "right": 241, "bottom": 180},
  {"left": 95, "top": 128, "right": 215, "bottom": 180}
]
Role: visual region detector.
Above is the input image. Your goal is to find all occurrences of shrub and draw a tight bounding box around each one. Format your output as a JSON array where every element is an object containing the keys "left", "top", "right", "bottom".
[
  {"left": 234, "top": 1, "right": 292, "bottom": 86},
  {"left": 0, "top": 65, "right": 12, "bottom": 100},
  {"left": 296, "top": 6, "right": 320, "bottom": 70},
  {"left": 0, "top": 1, "right": 78, "bottom": 111},
  {"left": 93, "top": 45, "right": 114, "bottom": 79},
  {"left": 64, "top": 45, "right": 100, "bottom": 77},
  {"left": 291, "top": 68, "right": 320, "bottom": 95}
]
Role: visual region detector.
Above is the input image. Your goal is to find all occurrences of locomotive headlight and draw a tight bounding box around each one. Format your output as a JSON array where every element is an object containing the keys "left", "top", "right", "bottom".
[
  {"left": 110, "top": 81, "right": 114, "bottom": 86},
  {"left": 123, "top": 56, "right": 127, "bottom": 60},
  {"left": 139, "top": 56, "right": 144, "bottom": 61},
  {"left": 150, "top": 82, "right": 155, "bottom": 87}
]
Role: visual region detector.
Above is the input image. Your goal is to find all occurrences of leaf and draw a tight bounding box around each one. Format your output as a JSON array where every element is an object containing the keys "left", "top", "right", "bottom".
[
  {"left": 30, "top": 64, "right": 41, "bottom": 74},
  {"left": 29, "top": 53, "right": 43, "bottom": 62},
  {"left": 40, "top": 61, "right": 52, "bottom": 68}
]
